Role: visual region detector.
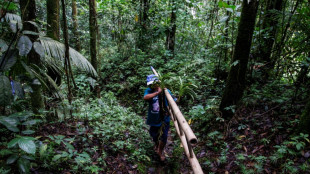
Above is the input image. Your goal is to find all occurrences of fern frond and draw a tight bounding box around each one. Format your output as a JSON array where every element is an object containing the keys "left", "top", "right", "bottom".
[{"left": 39, "top": 37, "right": 98, "bottom": 77}]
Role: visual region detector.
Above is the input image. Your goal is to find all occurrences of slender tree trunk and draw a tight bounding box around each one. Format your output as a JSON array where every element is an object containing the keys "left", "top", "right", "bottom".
[
  {"left": 46, "top": 0, "right": 61, "bottom": 86},
  {"left": 166, "top": 0, "right": 177, "bottom": 58},
  {"left": 219, "top": 0, "right": 259, "bottom": 119},
  {"left": 137, "top": 0, "right": 149, "bottom": 52},
  {"left": 20, "top": 0, "right": 44, "bottom": 114},
  {"left": 89, "top": 0, "right": 97, "bottom": 72},
  {"left": 72, "top": 0, "right": 81, "bottom": 51},
  {"left": 89, "top": 0, "right": 100, "bottom": 97},
  {"left": 61, "top": 0, "right": 72, "bottom": 109}
]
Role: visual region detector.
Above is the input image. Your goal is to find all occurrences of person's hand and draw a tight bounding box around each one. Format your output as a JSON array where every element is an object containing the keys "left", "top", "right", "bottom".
[{"left": 156, "top": 87, "right": 162, "bottom": 94}]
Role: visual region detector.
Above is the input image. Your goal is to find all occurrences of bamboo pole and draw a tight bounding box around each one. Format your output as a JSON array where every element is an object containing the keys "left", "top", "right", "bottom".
[
  {"left": 165, "top": 89, "right": 198, "bottom": 145},
  {"left": 168, "top": 107, "right": 203, "bottom": 174}
]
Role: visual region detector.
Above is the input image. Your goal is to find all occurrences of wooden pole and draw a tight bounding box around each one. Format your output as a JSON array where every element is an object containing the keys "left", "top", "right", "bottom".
[
  {"left": 165, "top": 89, "right": 198, "bottom": 145},
  {"left": 168, "top": 107, "right": 203, "bottom": 174}
]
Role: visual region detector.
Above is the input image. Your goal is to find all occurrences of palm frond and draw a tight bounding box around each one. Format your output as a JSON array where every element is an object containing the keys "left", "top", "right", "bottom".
[
  {"left": 5, "top": 13, "right": 22, "bottom": 23},
  {"left": 39, "top": 37, "right": 98, "bottom": 77}
]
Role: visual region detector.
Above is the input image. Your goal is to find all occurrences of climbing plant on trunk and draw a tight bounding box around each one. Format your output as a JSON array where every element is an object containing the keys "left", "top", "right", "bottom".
[{"left": 20, "top": 0, "right": 44, "bottom": 114}]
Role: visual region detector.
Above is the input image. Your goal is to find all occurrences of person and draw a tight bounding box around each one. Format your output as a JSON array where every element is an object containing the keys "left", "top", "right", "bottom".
[{"left": 143, "top": 74, "right": 176, "bottom": 161}]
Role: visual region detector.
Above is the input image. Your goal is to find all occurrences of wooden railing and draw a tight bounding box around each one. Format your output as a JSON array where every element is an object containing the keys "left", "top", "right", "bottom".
[{"left": 151, "top": 67, "right": 203, "bottom": 174}]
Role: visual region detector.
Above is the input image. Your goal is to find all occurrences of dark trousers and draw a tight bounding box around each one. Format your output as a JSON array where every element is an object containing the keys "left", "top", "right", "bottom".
[{"left": 149, "top": 122, "right": 170, "bottom": 144}]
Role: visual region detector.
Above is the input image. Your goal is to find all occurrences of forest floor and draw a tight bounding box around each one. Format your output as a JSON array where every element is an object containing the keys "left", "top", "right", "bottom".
[{"left": 31, "top": 102, "right": 310, "bottom": 173}]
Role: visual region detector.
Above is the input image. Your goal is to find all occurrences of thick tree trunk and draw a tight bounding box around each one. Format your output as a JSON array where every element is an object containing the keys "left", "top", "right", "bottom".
[
  {"left": 46, "top": 0, "right": 61, "bottom": 86},
  {"left": 72, "top": 0, "right": 81, "bottom": 51},
  {"left": 219, "top": 0, "right": 259, "bottom": 119},
  {"left": 89, "top": 0, "right": 97, "bottom": 72},
  {"left": 166, "top": 0, "right": 177, "bottom": 57},
  {"left": 20, "top": 0, "right": 44, "bottom": 114}
]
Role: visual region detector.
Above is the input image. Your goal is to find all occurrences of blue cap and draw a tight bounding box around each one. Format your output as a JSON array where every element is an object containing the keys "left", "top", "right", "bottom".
[{"left": 146, "top": 74, "right": 158, "bottom": 86}]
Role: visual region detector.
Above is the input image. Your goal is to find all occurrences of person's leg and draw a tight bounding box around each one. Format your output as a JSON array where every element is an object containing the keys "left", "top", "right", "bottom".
[
  {"left": 149, "top": 126, "right": 160, "bottom": 153},
  {"left": 157, "top": 122, "right": 170, "bottom": 161}
]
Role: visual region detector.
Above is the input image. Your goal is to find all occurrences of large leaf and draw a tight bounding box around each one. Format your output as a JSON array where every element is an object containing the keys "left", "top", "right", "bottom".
[
  {"left": 0, "top": 49, "right": 17, "bottom": 71},
  {"left": 13, "top": 81, "right": 24, "bottom": 99},
  {"left": 0, "top": 75, "right": 13, "bottom": 107},
  {"left": 33, "top": 42, "right": 45, "bottom": 57},
  {"left": 7, "top": 154, "right": 19, "bottom": 164},
  {"left": 17, "top": 158, "right": 30, "bottom": 173},
  {"left": 0, "top": 116, "right": 19, "bottom": 132},
  {"left": 17, "top": 36, "right": 33, "bottom": 56},
  {"left": 39, "top": 37, "right": 98, "bottom": 77},
  {"left": 0, "top": 39, "right": 8, "bottom": 52},
  {"left": 8, "top": 138, "right": 20, "bottom": 148},
  {"left": 5, "top": 13, "right": 22, "bottom": 30},
  {"left": 18, "top": 137, "right": 36, "bottom": 154}
]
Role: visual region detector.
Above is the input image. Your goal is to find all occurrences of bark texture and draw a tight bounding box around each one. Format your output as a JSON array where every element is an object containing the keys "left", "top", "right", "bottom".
[
  {"left": 219, "top": 0, "right": 259, "bottom": 119},
  {"left": 258, "top": 0, "right": 283, "bottom": 79},
  {"left": 166, "top": 0, "right": 177, "bottom": 57},
  {"left": 46, "top": 0, "right": 61, "bottom": 85},
  {"left": 20, "top": 0, "right": 44, "bottom": 114},
  {"left": 89, "top": 0, "right": 97, "bottom": 72},
  {"left": 72, "top": 0, "right": 81, "bottom": 51}
]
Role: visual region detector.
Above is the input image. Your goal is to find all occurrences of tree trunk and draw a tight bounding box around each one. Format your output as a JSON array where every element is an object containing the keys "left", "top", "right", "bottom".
[
  {"left": 46, "top": 0, "right": 61, "bottom": 86},
  {"left": 219, "top": 0, "right": 259, "bottom": 119},
  {"left": 89, "top": 0, "right": 97, "bottom": 72},
  {"left": 258, "top": 0, "right": 283, "bottom": 79},
  {"left": 137, "top": 0, "right": 149, "bottom": 52},
  {"left": 72, "top": 0, "right": 81, "bottom": 51},
  {"left": 166, "top": 0, "right": 177, "bottom": 57},
  {"left": 60, "top": 0, "right": 75, "bottom": 118},
  {"left": 20, "top": 0, "right": 44, "bottom": 114},
  {"left": 299, "top": 96, "right": 310, "bottom": 134}
]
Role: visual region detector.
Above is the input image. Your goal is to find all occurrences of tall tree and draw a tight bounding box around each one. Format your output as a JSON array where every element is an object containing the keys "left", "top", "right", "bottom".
[
  {"left": 46, "top": 0, "right": 61, "bottom": 85},
  {"left": 258, "top": 0, "right": 283, "bottom": 79},
  {"left": 89, "top": 0, "right": 97, "bottom": 73},
  {"left": 219, "top": 0, "right": 259, "bottom": 119},
  {"left": 72, "top": 0, "right": 81, "bottom": 51},
  {"left": 166, "top": 0, "right": 177, "bottom": 57},
  {"left": 137, "top": 0, "right": 149, "bottom": 52},
  {"left": 20, "top": 0, "right": 44, "bottom": 114}
]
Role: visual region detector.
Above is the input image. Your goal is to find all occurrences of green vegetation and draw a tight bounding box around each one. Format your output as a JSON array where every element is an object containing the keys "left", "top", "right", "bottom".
[{"left": 1, "top": 0, "right": 310, "bottom": 173}]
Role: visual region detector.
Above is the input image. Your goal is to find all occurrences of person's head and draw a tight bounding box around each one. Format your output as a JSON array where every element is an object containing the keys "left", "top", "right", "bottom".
[{"left": 146, "top": 74, "right": 159, "bottom": 89}]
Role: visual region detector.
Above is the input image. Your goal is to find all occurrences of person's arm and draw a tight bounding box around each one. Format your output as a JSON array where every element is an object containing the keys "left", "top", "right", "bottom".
[{"left": 144, "top": 87, "right": 162, "bottom": 100}]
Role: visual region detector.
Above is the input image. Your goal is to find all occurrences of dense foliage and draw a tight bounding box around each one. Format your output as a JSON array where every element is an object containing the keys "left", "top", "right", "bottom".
[{"left": 1, "top": 0, "right": 310, "bottom": 173}]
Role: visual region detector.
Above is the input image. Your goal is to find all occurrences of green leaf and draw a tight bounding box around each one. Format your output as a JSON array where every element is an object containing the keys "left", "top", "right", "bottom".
[
  {"left": 17, "top": 158, "right": 30, "bottom": 173},
  {"left": 8, "top": 138, "right": 20, "bottom": 148},
  {"left": 17, "top": 36, "right": 33, "bottom": 56},
  {"left": 22, "top": 130, "right": 35, "bottom": 135},
  {"left": 22, "top": 119, "right": 41, "bottom": 126},
  {"left": 52, "top": 154, "right": 62, "bottom": 161},
  {"left": 219, "top": 16, "right": 229, "bottom": 23},
  {"left": 0, "top": 39, "right": 8, "bottom": 52},
  {"left": 33, "top": 42, "right": 45, "bottom": 57},
  {"left": 0, "top": 149, "right": 13, "bottom": 156},
  {"left": 7, "top": 154, "right": 19, "bottom": 164},
  {"left": 21, "top": 155, "right": 35, "bottom": 160},
  {"left": 39, "top": 144, "right": 47, "bottom": 157},
  {"left": 18, "top": 137, "right": 36, "bottom": 154},
  {"left": 218, "top": 1, "right": 229, "bottom": 8},
  {"left": 0, "top": 116, "right": 20, "bottom": 132},
  {"left": 0, "top": 75, "right": 13, "bottom": 107},
  {"left": 231, "top": 60, "right": 240, "bottom": 67}
]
